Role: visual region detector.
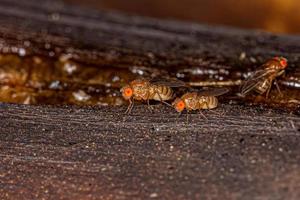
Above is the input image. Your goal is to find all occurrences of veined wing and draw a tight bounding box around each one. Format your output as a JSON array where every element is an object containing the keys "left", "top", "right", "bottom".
[
  {"left": 150, "top": 77, "right": 188, "bottom": 88},
  {"left": 197, "top": 88, "right": 230, "bottom": 97},
  {"left": 240, "top": 68, "right": 276, "bottom": 95}
]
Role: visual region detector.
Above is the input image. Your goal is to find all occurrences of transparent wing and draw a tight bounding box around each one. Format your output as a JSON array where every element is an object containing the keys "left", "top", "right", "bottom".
[
  {"left": 240, "top": 68, "right": 276, "bottom": 95},
  {"left": 150, "top": 77, "right": 188, "bottom": 88},
  {"left": 197, "top": 88, "right": 230, "bottom": 97}
]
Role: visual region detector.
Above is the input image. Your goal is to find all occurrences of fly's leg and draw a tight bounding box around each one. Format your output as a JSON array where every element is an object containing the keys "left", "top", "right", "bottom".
[
  {"left": 155, "top": 90, "right": 172, "bottom": 108},
  {"left": 129, "top": 99, "right": 135, "bottom": 113},
  {"left": 265, "top": 80, "right": 273, "bottom": 99},
  {"left": 125, "top": 99, "right": 134, "bottom": 114},
  {"left": 218, "top": 109, "right": 226, "bottom": 116},
  {"left": 147, "top": 99, "right": 154, "bottom": 112},
  {"left": 208, "top": 109, "right": 226, "bottom": 117},
  {"left": 274, "top": 80, "right": 283, "bottom": 97},
  {"left": 146, "top": 92, "right": 154, "bottom": 112},
  {"left": 198, "top": 110, "right": 208, "bottom": 120},
  {"left": 125, "top": 100, "right": 132, "bottom": 114},
  {"left": 176, "top": 112, "right": 182, "bottom": 124},
  {"left": 208, "top": 109, "right": 219, "bottom": 115},
  {"left": 201, "top": 102, "right": 211, "bottom": 120},
  {"left": 177, "top": 112, "right": 182, "bottom": 119},
  {"left": 206, "top": 100, "right": 221, "bottom": 116},
  {"left": 186, "top": 110, "right": 189, "bottom": 125},
  {"left": 265, "top": 86, "right": 271, "bottom": 99}
]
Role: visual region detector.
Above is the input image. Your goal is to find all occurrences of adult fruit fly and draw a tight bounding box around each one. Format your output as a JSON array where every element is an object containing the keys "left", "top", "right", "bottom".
[
  {"left": 172, "top": 88, "right": 229, "bottom": 113},
  {"left": 240, "top": 57, "right": 288, "bottom": 98},
  {"left": 121, "top": 78, "right": 187, "bottom": 114}
]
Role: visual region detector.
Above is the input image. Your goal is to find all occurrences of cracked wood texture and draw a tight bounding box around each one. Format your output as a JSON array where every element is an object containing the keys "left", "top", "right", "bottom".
[{"left": 0, "top": 0, "right": 300, "bottom": 199}]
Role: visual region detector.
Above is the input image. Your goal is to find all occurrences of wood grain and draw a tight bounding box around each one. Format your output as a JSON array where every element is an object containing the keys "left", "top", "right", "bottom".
[{"left": 0, "top": 103, "right": 299, "bottom": 199}]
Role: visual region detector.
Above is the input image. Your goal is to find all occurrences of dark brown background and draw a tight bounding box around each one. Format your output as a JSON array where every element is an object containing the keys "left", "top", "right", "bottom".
[{"left": 66, "top": 0, "right": 300, "bottom": 34}]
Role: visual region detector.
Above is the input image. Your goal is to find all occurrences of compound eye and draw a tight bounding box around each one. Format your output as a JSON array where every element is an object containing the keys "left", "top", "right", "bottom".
[
  {"left": 176, "top": 100, "right": 185, "bottom": 111},
  {"left": 280, "top": 59, "right": 287, "bottom": 68},
  {"left": 124, "top": 87, "right": 133, "bottom": 98}
]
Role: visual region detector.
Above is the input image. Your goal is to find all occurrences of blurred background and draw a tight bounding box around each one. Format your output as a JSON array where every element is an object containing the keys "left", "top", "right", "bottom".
[{"left": 66, "top": 0, "right": 300, "bottom": 34}]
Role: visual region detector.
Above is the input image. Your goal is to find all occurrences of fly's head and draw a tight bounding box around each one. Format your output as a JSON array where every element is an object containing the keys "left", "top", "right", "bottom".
[{"left": 273, "top": 56, "right": 288, "bottom": 70}]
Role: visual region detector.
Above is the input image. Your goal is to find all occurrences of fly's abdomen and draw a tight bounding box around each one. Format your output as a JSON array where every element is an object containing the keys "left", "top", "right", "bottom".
[
  {"left": 151, "top": 85, "right": 174, "bottom": 101},
  {"left": 255, "top": 80, "right": 271, "bottom": 94},
  {"left": 199, "top": 96, "right": 218, "bottom": 109}
]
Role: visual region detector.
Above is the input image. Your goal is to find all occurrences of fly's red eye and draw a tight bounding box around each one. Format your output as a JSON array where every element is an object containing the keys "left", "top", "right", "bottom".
[
  {"left": 176, "top": 101, "right": 185, "bottom": 111},
  {"left": 123, "top": 87, "right": 133, "bottom": 98},
  {"left": 280, "top": 59, "right": 287, "bottom": 68},
  {"left": 126, "top": 88, "right": 132, "bottom": 95}
]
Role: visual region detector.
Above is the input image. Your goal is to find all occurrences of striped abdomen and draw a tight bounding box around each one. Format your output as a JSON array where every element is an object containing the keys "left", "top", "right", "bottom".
[
  {"left": 198, "top": 96, "right": 218, "bottom": 109},
  {"left": 150, "top": 85, "right": 174, "bottom": 101},
  {"left": 254, "top": 79, "right": 272, "bottom": 94}
]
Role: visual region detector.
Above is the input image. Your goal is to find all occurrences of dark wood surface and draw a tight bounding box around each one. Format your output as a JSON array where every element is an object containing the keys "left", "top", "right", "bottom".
[
  {"left": 1, "top": 0, "right": 300, "bottom": 67},
  {"left": 0, "top": 103, "right": 299, "bottom": 200},
  {"left": 0, "top": 0, "right": 300, "bottom": 199}
]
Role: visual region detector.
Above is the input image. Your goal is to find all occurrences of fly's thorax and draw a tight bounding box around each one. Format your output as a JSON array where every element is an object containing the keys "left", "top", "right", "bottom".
[
  {"left": 131, "top": 80, "right": 150, "bottom": 100},
  {"left": 182, "top": 92, "right": 199, "bottom": 110}
]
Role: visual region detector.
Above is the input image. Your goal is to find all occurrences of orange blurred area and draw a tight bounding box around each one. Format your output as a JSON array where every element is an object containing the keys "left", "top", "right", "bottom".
[{"left": 66, "top": 0, "right": 300, "bottom": 34}]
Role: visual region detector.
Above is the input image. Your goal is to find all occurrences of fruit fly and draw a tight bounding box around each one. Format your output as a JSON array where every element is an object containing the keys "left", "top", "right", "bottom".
[
  {"left": 172, "top": 88, "right": 229, "bottom": 114},
  {"left": 240, "top": 57, "right": 288, "bottom": 98},
  {"left": 121, "top": 78, "right": 186, "bottom": 114}
]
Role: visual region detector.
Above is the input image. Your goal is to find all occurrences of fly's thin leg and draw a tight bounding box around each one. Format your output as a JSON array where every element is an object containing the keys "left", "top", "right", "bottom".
[
  {"left": 265, "top": 80, "right": 273, "bottom": 99},
  {"left": 177, "top": 112, "right": 182, "bottom": 118},
  {"left": 198, "top": 110, "right": 208, "bottom": 120},
  {"left": 206, "top": 102, "right": 222, "bottom": 116},
  {"left": 155, "top": 91, "right": 172, "bottom": 108},
  {"left": 176, "top": 112, "right": 182, "bottom": 124},
  {"left": 202, "top": 102, "right": 211, "bottom": 120},
  {"left": 186, "top": 110, "right": 189, "bottom": 125},
  {"left": 146, "top": 92, "right": 154, "bottom": 112},
  {"left": 266, "top": 86, "right": 271, "bottom": 99},
  {"left": 125, "top": 99, "right": 132, "bottom": 114},
  {"left": 207, "top": 109, "right": 225, "bottom": 117},
  {"left": 161, "top": 100, "right": 172, "bottom": 107},
  {"left": 274, "top": 80, "right": 283, "bottom": 97},
  {"left": 147, "top": 99, "right": 153, "bottom": 112},
  {"left": 125, "top": 99, "right": 134, "bottom": 114},
  {"left": 209, "top": 109, "right": 218, "bottom": 114},
  {"left": 218, "top": 109, "right": 226, "bottom": 117},
  {"left": 129, "top": 99, "right": 134, "bottom": 114}
]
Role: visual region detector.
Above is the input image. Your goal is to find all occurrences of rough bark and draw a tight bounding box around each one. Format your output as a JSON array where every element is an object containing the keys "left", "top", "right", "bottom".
[{"left": 0, "top": 103, "right": 300, "bottom": 199}]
